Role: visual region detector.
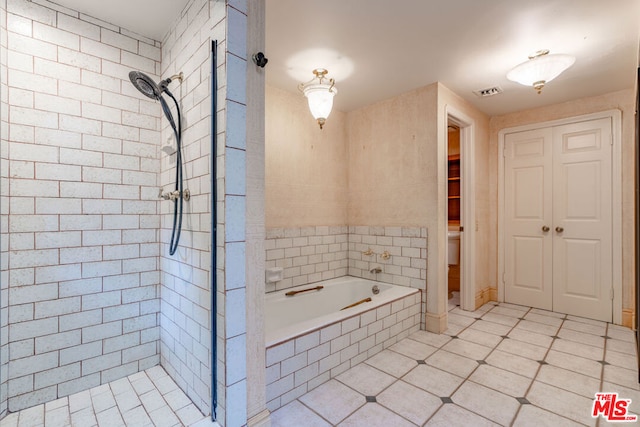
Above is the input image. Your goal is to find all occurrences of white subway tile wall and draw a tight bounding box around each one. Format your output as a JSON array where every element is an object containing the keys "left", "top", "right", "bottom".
[
  {"left": 2, "top": 0, "right": 162, "bottom": 413},
  {"left": 266, "top": 226, "right": 428, "bottom": 328},
  {"left": 265, "top": 226, "right": 349, "bottom": 293},
  {"left": 265, "top": 291, "right": 421, "bottom": 412},
  {"left": 1, "top": 0, "right": 10, "bottom": 417},
  {"left": 158, "top": 0, "right": 232, "bottom": 421}
]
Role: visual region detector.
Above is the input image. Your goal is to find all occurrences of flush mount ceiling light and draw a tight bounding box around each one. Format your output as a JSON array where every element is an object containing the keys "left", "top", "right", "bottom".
[
  {"left": 507, "top": 50, "right": 575, "bottom": 94},
  {"left": 298, "top": 68, "right": 337, "bottom": 129}
]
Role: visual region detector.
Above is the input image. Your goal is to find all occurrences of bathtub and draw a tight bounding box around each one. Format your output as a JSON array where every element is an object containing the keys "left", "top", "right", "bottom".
[{"left": 265, "top": 276, "right": 421, "bottom": 410}]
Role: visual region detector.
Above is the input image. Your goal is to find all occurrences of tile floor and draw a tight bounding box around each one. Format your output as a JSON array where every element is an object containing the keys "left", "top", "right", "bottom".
[
  {"left": 0, "top": 366, "right": 216, "bottom": 427},
  {"left": 271, "top": 295, "right": 640, "bottom": 426}
]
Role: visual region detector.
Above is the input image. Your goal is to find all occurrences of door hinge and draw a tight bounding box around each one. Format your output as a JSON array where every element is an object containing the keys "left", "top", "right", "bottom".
[
  {"left": 502, "top": 272, "right": 506, "bottom": 283},
  {"left": 610, "top": 288, "right": 614, "bottom": 300},
  {"left": 459, "top": 226, "right": 464, "bottom": 232}
]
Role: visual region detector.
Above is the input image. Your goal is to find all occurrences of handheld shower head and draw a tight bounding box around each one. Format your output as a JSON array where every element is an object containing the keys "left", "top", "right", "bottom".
[{"left": 128, "top": 71, "right": 161, "bottom": 100}]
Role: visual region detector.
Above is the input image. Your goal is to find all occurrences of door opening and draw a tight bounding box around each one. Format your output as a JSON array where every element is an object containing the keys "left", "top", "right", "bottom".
[
  {"left": 445, "top": 106, "right": 475, "bottom": 314},
  {"left": 447, "top": 124, "right": 461, "bottom": 306}
]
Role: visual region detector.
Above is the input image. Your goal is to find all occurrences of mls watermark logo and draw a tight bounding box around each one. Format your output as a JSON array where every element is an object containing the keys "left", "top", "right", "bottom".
[{"left": 592, "top": 393, "right": 638, "bottom": 422}]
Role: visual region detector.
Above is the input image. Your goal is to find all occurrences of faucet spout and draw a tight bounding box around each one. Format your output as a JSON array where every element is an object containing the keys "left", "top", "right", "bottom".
[{"left": 369, "top": 267, "right": 382, "bottom": 274}]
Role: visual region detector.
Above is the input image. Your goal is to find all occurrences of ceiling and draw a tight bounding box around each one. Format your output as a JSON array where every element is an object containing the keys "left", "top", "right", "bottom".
[
  {"left": 51, "top": 0, "right": 190, "bottom": 41},
  {"left": 51, "top": 0, "right": 639, "bottom": 117}
]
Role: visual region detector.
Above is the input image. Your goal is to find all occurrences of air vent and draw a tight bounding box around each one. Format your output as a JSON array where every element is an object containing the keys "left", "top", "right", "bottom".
[{"left": 473, "top": 86, "right": 503, "bottom": 97}]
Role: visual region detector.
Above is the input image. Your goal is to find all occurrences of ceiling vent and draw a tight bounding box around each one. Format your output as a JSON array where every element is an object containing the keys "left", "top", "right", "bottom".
[{"left": 473, "top": 86, "right": 503, "bottom": 97}]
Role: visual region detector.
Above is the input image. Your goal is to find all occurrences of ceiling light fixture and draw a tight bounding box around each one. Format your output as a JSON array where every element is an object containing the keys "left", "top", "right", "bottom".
[
  {"left": 298, "top": 68, "right": 337, "bottom": 129},
  {"left": 507, "top": 50, "right": 575, "bottom": 94}
]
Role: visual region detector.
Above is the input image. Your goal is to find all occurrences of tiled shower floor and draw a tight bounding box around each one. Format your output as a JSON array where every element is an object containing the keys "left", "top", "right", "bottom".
[
  {"left": 0, "top": 366, "right": 214, "bottom": 427},
  {"left": 271, "top": 298, "right": 639, "bottom": 426}
]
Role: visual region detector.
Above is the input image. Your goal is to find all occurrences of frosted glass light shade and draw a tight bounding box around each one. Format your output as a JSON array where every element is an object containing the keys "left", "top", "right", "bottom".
[
  {"left": 303, "top": 83, "right": 337, "bottom": 129},
  {"left": 507, "top": 53, "right": 575, "bottom": 93}
]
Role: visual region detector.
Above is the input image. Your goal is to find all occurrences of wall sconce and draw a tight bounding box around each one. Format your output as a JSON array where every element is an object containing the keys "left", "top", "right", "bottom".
[
  {"left": 298, "top": 68, "right": 338, "bottom": 129},
  {"left": 507, "top": 50, "right": 575, "bottom": 94}
]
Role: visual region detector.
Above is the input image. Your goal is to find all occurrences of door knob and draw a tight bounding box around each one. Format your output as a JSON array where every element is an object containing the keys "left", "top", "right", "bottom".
[
  {"left": 555, "top": 226, "right": 564, "bottom": 233},
  {"left": 542, "top": 225, "right": 550, "bottom": 232}
]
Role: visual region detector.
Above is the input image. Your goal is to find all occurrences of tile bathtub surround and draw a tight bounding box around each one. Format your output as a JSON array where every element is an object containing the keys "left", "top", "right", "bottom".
[
  {"left": 265, "top": 225, "right": 427, "bottom": 294},
  {"left": 271, "top": 302, "right": 640, "bottom": 426},
  {"left": 265, "top": 226, "right": 349, "bottom": 293},
  {"left": 265, "top": 291, "right": 421, "bottom": 412},
  {"left": 0, "top": 365, "right": 211, "bottom": 427},
  {"left": 3, "top": 0, "right": 163, "bottom": 412}
]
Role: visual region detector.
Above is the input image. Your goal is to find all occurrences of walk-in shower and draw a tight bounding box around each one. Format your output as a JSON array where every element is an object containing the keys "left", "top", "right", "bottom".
[{"left": 128, "top": 71, "right": 188, "bottom": 255}]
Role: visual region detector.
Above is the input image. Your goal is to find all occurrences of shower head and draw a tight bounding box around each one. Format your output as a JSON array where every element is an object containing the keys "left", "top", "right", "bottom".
[
  {"left": 128, "top": 71, "right": 184, "bottom": 100},
  {"left": 129, "top": 71, "right": 161, "bottom": 100}
]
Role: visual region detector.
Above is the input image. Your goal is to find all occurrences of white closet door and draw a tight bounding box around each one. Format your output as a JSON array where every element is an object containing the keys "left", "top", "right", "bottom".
[
  {"left": 504, "top": 128, "right": 553, "bottom": 310},
  {"left": 552, "top": 118, "right": 612, "bottom": 322}
]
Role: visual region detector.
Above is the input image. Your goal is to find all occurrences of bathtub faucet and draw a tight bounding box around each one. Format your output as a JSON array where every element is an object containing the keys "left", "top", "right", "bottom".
[{"left": 369, "top": 267, "right": 382, "bottom": 274}]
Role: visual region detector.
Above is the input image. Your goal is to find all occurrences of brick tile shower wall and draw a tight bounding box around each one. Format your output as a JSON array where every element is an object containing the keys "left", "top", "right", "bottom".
[{"left": 3, "top": 0, "right": 162, "bottom": 411}]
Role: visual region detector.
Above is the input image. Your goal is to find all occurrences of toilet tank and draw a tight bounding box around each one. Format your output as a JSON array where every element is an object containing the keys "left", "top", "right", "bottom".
[{"left": 448, "top": 231, "right": 460, "bottom": 265}]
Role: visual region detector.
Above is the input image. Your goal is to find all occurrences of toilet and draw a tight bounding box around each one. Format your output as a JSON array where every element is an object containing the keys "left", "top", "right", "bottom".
[{"left": 447, "top": 231, "right": 460, "bottom": 265}]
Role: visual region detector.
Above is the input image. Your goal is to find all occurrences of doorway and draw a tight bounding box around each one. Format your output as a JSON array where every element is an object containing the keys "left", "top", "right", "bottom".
[
  {"left": 447, "top": 124, "right": 461, "bottom": 305},
  {"left": 445, "top": 107, "right": 475, "bottom": 313},
  {"left": 498, "top": 111, "right": 623, "bottom": 324}
]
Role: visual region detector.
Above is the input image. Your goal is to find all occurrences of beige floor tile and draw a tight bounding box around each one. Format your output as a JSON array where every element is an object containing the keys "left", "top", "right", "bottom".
[
  {"left": 336, "top": 363, "right": 396, "bottom": 396},
  {"left": 490, "top": 305, "right": 527, "bottom": 318},
  {"left": 545, "top": 349, "right": 603, "bottom": 379},
  {"left": 551, "top": 339, "right": 604, "bottom": 361},
  {"left": 442, "top": 338, "right": 492, "bottom": 361},
  {"left": 377, "top": 380, "right": 441, "bottom": 425},
  {"left": 449, "top": 307, "right": 481, "bottom": 319},
  {"left": 425, "top": 403, "right": 500, "bottom": 426},
  {"left": 523, "top": 312, "right": 564, "bottom": 328},
  {"left": 496, "top": 338, "right": 548, "bottom": 361},
  {"left": 469, "top": 364, "right": 532, "bottom": 397},
  {"left": 485, "top": 349, "right": 541, "bottom": 378},
  {"left": 508, "top": 328, "right": 554, "bottom": 348},
  {"left": 388, "top": 338, "right": 437, "bottom": 360},
  {"left": 526, "top": 381, "right": 596, "bottom": 426},
  {"left": 299, "top": 379, "right": 365, "bottom": 425},
  {"left": 469, "top": 319, "right": 513, "bottom": 336},
  {"left": 513, "top": 404, "right": 584, "bottom": 427},
  {"left": 44, "top": 405, "right": 70, "bottom": 427},
  {"left": 426, "top": 349, "right": 479, "bottom": 378},
  {"left": 365, "top": 349, "right": 417, "bottom": 378},
  {"left": 270, "top": 400, "right": 331, "bottom": 427},
  {"left": 607, "top": 338, "right": 637, "bottom": 356},
  {"left": 443, "top": 322, "right": 466, "bottom": 336},
  {"left": 338, "top": 402, "right": 415, "bottom": 427},
  {"left": 604, "top": 349, "right": 637, "bottom": 370},
  {"left": 515, "top": 319, "right": 559, "bottom": 336},
  {"left": 408, "top": 330, "right": 452, "bottom": 348},
  {"left": 529, "top": 308, "right": 567, "bottom": 319},
  {"left": 536, "top": 364, "right": 601, "bottom": 398},
  {"left": 607, "top": 325, "right": 636, "bottom": 342},
  {"left": 448, "top": 312, "right": 476, "bottom": 327},
  {"left": 452, "top": 381, "right": 520, "bottom": 425},
  {"left": 403, "top": 364, "right": 464, "bottom": 397},
  {"left": 557, "top": 328, "right": 605, "bottom": 348},
  {"left": 458, "top": 328, "right": 503, "bottom": 348},
  {"left": 561, "top": 319, "right": 607, "bottom": 336},
  {"left": 603, "top": 364, "right": 640, "bottom": 390},
  {"left": 602, "top": 381, "right": 640, "bottom": 413},
  {"left": 175, "top": 404, "right": 206, "bottom": 426},
  {"left": 480, "top": 312, "right": 520, "bottom": 327}
]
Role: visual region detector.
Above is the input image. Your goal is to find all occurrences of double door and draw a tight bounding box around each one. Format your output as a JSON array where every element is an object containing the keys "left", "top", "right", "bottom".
[{"left": 504, "top": 118, "right": 612, "bottom": 322}]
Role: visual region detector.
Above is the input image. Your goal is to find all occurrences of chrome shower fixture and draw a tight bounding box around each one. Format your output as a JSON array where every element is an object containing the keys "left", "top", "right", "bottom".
[{"left": 129, "top": 70, "right": 187, "bottom": 256}]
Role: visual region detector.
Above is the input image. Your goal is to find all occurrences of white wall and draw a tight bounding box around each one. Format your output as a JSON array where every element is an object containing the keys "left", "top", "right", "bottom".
[
  {"left": 1, "top": 0, "right": 162, "bottom": 412},
  {"left": 157, "top": 0, "right": 216, "bottom": 415}
]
